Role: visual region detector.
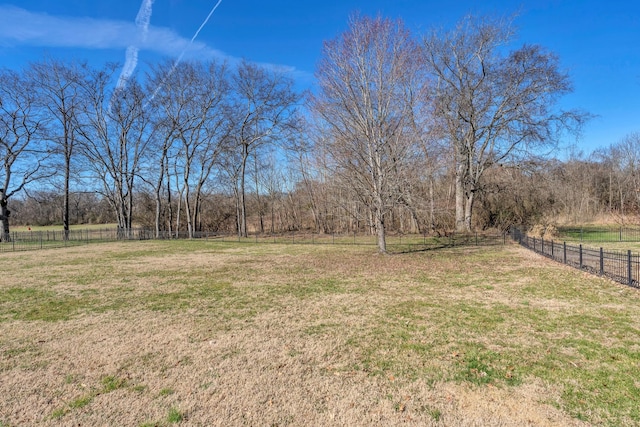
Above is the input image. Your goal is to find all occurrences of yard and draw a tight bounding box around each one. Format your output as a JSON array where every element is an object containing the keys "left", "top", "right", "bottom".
[{"left": 1, "top": 240, "right": 640, "bottom": 426}]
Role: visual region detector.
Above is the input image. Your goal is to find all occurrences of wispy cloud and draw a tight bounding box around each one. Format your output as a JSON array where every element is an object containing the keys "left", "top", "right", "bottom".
[
  {"left": 0, "top": 5, "right": 223, "bottom": 59},
  {"left": 0, "top": 4, "right": 313, "bottom": 85}
]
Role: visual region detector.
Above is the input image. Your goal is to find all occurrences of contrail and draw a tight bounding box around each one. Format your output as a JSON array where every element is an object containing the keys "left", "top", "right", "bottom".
[
  {"left": 191, "top": 0, "right": 223, "bottom": 46},
  {"left": 135, "top": 0, "right": 154, "bottom": 35},
  {"left": 115, "top": 0, "right": 155, "bottom": 90},
  {"left": 147, "top": 0, "right": 223, "bottom": 103}
]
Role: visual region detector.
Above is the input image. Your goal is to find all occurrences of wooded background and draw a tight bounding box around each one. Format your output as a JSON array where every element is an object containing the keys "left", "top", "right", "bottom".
[{"left": 1, "top": 15, "right": 637, "bottom": 252}]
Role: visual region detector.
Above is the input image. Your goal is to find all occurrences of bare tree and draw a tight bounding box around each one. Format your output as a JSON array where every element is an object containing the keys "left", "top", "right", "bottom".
[
  {"left": 219, "top": 148, "right": 243, "bottom": 235},
  {"left": 310, "top": 14, "right": 424, "bottom": 253},
  {"left": 78, "top": 66, "right": 152, "bottom": 233},
  {"left": 229, "top": 61, "right": 299, "bottom": 237},
  {"left": 424, "top": 15, "right": 585, "bottom": 232},
  {"left": 611, "top": 132, "right": 640, "bottom": 215},
  {"left": 150, "top": 61, "right": 230, "bottom": 238},
  {"left": 29, "top": 58, "right": 85, "bottom": 237},
  {"left": 144, "top": 70, "right": 177, "bottom": 238},
  {"left": 0, "top": 69, "right": 50, "bottom": 240}
]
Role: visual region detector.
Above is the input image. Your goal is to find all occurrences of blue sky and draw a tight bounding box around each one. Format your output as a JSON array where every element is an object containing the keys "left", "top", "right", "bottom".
[{"left": 0, "top": 0, "right": 638, "bottom": 155}]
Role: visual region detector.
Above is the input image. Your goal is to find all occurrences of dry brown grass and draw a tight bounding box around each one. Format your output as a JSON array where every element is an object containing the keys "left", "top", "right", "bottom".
[{"left": 1, "top": 240, "right": 637, "bottom": 426}]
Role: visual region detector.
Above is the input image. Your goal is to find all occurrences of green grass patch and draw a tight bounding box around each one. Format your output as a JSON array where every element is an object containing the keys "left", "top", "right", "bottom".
[
  {"left": 453, "top": 346, "right": 521, "bottom": 386},
  {"left": 0, "top": 287, "right": 99, "bottom": 322},
  {"left": 167, "top": 407, "right": 183, "bottom": 423},
  {"left": 159, "top": 388, "right": 174, "bottom": 397},
  {"left": 69, "top": 394, "right": 93, "bottom": 409},
  {"left": 50, "top": 408, "right": 67, "bottom": 420},
  {"left": 101, "top": 375, "right": 127, "bottom": 392},
  {"left": 49, "top": 374, "right": 131, "bottom": 420}
]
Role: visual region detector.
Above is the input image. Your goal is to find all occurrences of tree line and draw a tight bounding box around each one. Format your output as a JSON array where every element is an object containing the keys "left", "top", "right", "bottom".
[{"left": 2, "top": 14, "right": 618, "bottom": 252}]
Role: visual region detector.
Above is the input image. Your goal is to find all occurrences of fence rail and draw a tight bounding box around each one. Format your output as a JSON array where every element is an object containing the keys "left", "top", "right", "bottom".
[
  {"left": 512, "top": 228, "right": 639, "bottom": 288},
  {"left": 0, "top": 227, "right": 507, "bottom": 253}
]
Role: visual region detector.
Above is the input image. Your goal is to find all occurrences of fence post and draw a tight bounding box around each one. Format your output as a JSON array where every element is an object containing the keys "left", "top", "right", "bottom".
[
  {"left": 629, "top": 250, "right": 633, "bottom": 286},
  {"left": 579, "top": 244, "right": 583, "bottom": 269},
  {"left": 599, "top": 247, "right": 604, "bottom": 275},
  {"left": 551, "top": 240, "right": 554, "bottom": 259},
  {"left": 40, "top": 233, "right": 43, "bottom": 249},
  {"left": 542, "top": 238, "right": 545, "bottom": 255},
  {"left": 475, "top": 232, "right": 478, "bottom": 246},
  {"left": 563, "top": 242, "right": 567, "bottom": 264}
]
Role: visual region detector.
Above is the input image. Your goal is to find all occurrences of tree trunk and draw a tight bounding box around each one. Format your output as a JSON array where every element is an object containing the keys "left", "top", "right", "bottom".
[
  {"left": 166, "top": 161, "right": 173, "bottom": 237},
  {"left": 429, "top": 178, "right": 435, "bottom": 232},
  {"left": 183, "top": 152, "right": 193, "bottom": 238},
  {"left": 126, "top": 177, "right": 134, "bottom": 231},
  {"left": 240, "top": 144, "right": 249, "bottom": 238},
  {"left": 154, "top": 151, "right": 167, "bottom": 239},
  {"left": 464, "top": 191, "right": 474, "bottom": 232},
  {"left": 253, "top": 155, "right": 264, "bottom": 234},
  {"left": 375, "top": 206, "right": 387, "bottom": 253},
  {"left": 270, "top": 202, "right": 275, "bottom": 234},
  {"left": 0, "top": 195, "right": 10, "bottom": 242},
  {"left": 185, "top": 183, "right": 193, "bottom": 239},
  {"left": 154, "top": 173, "right": 163, "bottom": 239},
  {"left": 234, "top": 185, "right": 241, "bottom": 237},
  {"left": 175, "top": 187, "right": 183, "bottom": 237},
  {"left": 63, "top": 148, "right": 71, "bottom": 240},
  {"left": 455, "top": 163, "right": 466, "bottom": 232}
]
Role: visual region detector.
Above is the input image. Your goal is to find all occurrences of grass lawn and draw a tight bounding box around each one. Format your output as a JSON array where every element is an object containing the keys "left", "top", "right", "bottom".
[
  {"left": 558, "top": 225, "right": 640, "bottom": 251},
  {"left": 1, "top": 241, "right": 640, "bottom": 426},
  {"left": 552, "top": 238, "right": 640, "bottom": 253}
]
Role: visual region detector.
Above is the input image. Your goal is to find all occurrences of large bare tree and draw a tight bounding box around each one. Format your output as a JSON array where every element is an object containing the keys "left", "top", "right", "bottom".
[
  {"left": 424, "top": 15, "right": 584, "bottom": 232},
  {"left": 0, "top": 69, "right": 50, "bottom": 240},
  {"left": 149, "top": 60, "right": 230, "bottom": 238},
  {"left": 311, "top": 14, "right": 424, "bottom": 253},
  {"left": 78, "top": 66, "right": 152, "bottom": 233},
  {"left": 229, "top": 61, "right": 299, "bottom": 237},
  {"left": 29, "top": 58, "right": 85, "bottom": 238}
]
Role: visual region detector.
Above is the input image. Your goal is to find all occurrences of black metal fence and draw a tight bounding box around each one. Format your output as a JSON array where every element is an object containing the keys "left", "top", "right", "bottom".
[
  {"left": 0, "top": 227, "right": 507, "bottom": 253},
  {"left": 512, "top": 228, "right": 639, "bottom": 288},
  {"left": 0, "top": 228, "right": 150, "bottom": 252},
  {"left": 0, "top": 228, "right": 228, "bottom": 252}
]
